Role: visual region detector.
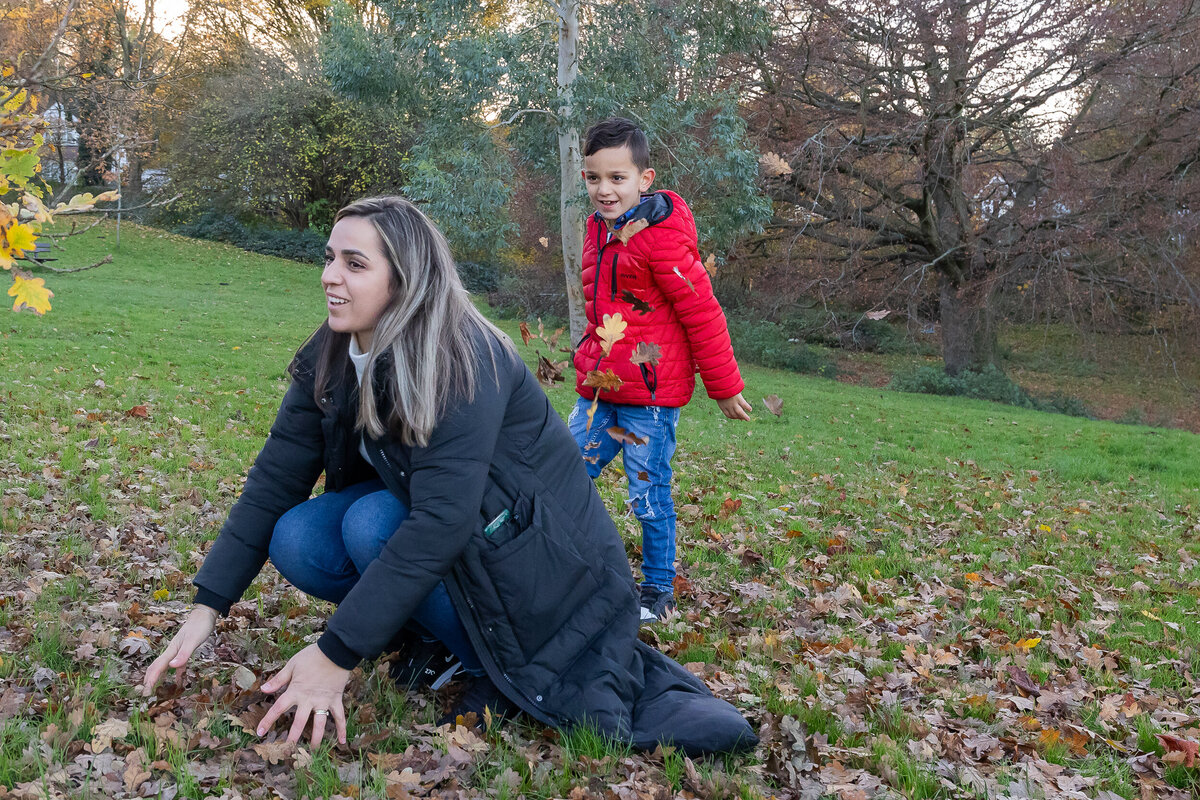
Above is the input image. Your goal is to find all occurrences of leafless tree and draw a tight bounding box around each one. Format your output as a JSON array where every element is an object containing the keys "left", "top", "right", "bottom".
[{"left": 751, "top": 0, "right": 1200, "bottom": 374}]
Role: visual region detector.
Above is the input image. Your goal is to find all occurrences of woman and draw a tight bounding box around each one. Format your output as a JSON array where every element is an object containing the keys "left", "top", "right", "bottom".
[{"left": 142, "top": 197, "right": 756, "bottom": 756}]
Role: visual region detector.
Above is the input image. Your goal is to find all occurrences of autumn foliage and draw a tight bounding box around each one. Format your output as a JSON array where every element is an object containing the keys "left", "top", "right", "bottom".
[{"left": 1, "top": 71, "right": 115, "bottom": 314}]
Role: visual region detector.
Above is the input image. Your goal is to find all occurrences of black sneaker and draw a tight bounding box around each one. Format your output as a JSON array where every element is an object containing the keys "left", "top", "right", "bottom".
[
  {"left": 437, "top": 674, "right": 518, "bottom": 729},
  {"left": 639, "top": 585, "right": 676, "bottom": 622},
  {"left": 388, "top": 632, "right": 461, "bottom": 690}
]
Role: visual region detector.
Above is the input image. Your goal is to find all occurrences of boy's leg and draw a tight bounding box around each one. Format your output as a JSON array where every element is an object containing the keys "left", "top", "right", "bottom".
[
  {"left": 615, "top": 405, "right": 681, "bottom": 595},
  {"left": 567, "top": 396, "right": 622, "bottom": 477}
]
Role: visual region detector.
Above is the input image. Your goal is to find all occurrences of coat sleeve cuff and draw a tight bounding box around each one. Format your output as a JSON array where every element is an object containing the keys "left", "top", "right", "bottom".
[
  {"left": 193, "top": 586, "right": 236, "bottom": 616},
  {"left": 317, "top": 630, "right": 363, "bottom": 671}
]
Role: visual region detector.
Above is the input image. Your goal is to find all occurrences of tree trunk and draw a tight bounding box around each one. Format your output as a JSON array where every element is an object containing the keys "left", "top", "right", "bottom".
[
  {"left": 939, "top": 273, "right": 999, "bottom": 376},
  {"left": 556, "top": 0, "right": 586, "bottom": 344}
]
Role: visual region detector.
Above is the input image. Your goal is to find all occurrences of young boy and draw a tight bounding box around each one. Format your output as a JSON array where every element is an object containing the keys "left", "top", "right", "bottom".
[{"left": 568, "top": 117, "right": 752, "bottom": 622}]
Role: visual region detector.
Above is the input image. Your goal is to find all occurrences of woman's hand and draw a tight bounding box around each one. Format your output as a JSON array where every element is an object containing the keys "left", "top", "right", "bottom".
[
  {"left": 142, "top": 605, "right": 218, "bottom": 695},
  {"left": 257, "top": 643, "right": 350, "bottom": 748}
]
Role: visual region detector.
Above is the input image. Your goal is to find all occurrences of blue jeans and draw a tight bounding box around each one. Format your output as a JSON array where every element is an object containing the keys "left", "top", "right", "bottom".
[
  {"left": 268, "top": 479, "right": 483, "bottom": 674},
  {"left": 568, "top": 397, "right": 680, "bottom": 592}
]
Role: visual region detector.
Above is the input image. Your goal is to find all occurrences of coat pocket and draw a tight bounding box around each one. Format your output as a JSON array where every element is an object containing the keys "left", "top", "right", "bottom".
[{"left": 479, "top": 495, "right": 600, "bottom": 660}]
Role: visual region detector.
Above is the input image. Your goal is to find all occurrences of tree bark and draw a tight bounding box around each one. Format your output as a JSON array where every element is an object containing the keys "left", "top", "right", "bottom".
[
  {"left": 556, "top": 0, "right": 586, "bottom": 344},
  {"left": 939, "top": 272, "right": 999, "bottom": 376}
]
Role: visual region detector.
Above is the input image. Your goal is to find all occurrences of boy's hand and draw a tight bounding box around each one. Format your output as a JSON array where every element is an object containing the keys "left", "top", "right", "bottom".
[{"left": 716, "top": 393, "right": 752, "bottom": 421}]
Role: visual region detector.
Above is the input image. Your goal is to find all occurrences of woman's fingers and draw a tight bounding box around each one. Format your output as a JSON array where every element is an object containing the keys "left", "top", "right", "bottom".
[
  {"left": 142, "top": 644, "right": 178, "bottom": 694},
  {"left": 331, "top": 699, "right": 348, "bottom": 745},
  {"left": 257, "top": 691, "right": 295, "bottom": 737},
  {"left": 287, "top": 701, "right": 313, "bottom": 743},
  {"left": 310, "top": 708, "right": 328, "bottom": 749},
  {"left": 261, "top": 659, "right": 294, "bottom": 695}
]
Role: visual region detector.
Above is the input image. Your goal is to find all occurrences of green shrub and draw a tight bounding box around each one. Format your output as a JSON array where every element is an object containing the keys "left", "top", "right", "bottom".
[
  {"left": 728, "top": 318, "right": 838, "bottom": 377},
  {"left": 173, "top": 213, "right": 326, "bottom": 264},
  {"left": 889, "top": 364, "right": 1092, "bottom": 418}
]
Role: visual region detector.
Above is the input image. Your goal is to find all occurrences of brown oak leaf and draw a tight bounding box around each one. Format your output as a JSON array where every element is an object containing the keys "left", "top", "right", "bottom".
[
  {"left": 762, "top": 394, "right": 783, "bottom": 416},
  {"left": 606, "top": 426, "right": 648, "bottom": 446},
  {"left": 583, "top": 369, "right": 623, "bottom": 392},
  {"left": 630, "top": 342, "right": 661, "bottom": 366}
]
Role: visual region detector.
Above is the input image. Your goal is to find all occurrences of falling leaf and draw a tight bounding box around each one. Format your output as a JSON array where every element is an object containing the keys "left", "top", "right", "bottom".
[
  {"left": 537, "top": 237, "right": 549, "bottom": 248},
  {"left": 585, "top": 396, "right": 598, "bottom": 432},
  {"left": 597, "top": 313, "right": 627, "bottom": 356},
  {"left": 535, "top": 353, "right": 567, "bottom": 387},
  {"left": 703, "top": 253, "right": 718, "bottom": 277},
  {"left": 762, "top": 395, "right": 783, "bottom": 416},
  {"left": 583, "top": 369, "right": 623, "bottom": 392},
  {"left": 126, "top": 405, "right": 150, "bottom": 418},
  {"left": 8, "top": 273, "right": 53, "bottom": 314},
  {"left": 606, "top": 426, "right": 648, "bottom": 446},
  {"left": 621, "top": 290, "right": 654, "bottom": 314},
  {"left": 614, "top": 218, "right": 649, "bottom": 245},
  {"left": 759, "top": 152, "right": 793, "bottom": 177},
  {"left": 630, "top": 342, "right": 661, "bottom": 366},
  {"left": 519, "top": 321, "right": 532, "bottom": 345},
  {"left": 672, "top": 266, "right": 697, "bottom": 294}
]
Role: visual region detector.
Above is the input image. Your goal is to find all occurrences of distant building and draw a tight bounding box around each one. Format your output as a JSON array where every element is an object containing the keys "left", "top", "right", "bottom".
[{"left": 41, "top": 102, "right": 80, "bottom": 184}]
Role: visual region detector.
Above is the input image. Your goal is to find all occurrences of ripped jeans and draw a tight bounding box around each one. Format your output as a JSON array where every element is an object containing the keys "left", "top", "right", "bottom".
[{"left": 568, "top": 397, "right": 680, "bottom": 592}]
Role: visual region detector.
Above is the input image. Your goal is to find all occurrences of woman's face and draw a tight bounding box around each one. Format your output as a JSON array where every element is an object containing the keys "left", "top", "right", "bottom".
[{"left": 323, "top": 216, "right": 394, "bottom": 351}]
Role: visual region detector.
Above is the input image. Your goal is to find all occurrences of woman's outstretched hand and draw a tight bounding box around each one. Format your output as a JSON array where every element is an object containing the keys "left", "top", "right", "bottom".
[
  {"left": 142, "top": 605, "right": 218, "bottom": 695},
  {"left": 257, "top": 643, "right": 350, "bottom": 748}
]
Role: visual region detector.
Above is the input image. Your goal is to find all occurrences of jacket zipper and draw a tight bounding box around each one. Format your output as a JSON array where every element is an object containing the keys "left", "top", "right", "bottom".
[{"left": 609, "top": 253, "right": 619, "bottom": 301}]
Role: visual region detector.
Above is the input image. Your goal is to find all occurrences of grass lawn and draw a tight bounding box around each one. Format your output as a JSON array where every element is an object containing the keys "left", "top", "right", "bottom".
[{"left": 1, "top": 223, "right": 1198, "bottom": 799}]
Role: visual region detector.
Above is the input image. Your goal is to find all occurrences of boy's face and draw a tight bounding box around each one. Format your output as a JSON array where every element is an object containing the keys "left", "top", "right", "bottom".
[{"left": 582, "top": 145, "right": 655, "bottom": 225}]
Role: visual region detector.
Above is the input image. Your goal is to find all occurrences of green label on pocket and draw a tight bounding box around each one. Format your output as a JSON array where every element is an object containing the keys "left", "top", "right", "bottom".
[{"left": 484, "top": 508, "right": 511, "bottom": 537}]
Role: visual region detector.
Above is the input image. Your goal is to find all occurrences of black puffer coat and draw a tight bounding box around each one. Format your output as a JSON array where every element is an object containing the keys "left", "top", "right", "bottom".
[{"left": 193, "top": 325, "right": 756, "bottom": 756}]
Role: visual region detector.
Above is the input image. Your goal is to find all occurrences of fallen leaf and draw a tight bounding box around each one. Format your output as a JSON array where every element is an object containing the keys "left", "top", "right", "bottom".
[
  {"left": 232, "top": 665, "right": 257, "bottom": 691},
  {"left": 253, "top": 740, "right": 297, "bottom": 765},
  {"left": 91, "top": 718, "right": 130, "bottom": 753},
  {"left": 125, "top": 405, "right": 149, "bottom": 418},
  {"left": 1157, "top": 734, "right": 1198, "bottom": 767}
]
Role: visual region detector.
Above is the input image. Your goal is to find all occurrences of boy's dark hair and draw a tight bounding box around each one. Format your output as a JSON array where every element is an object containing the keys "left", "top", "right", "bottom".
[{"left": 583, "top": 117, "right": 650, "bottom": 172}]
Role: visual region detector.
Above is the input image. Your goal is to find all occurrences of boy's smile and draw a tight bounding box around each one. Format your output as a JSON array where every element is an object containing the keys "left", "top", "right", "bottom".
[{"left": 582, "top": 145, "right": 656, "bottom": 226}]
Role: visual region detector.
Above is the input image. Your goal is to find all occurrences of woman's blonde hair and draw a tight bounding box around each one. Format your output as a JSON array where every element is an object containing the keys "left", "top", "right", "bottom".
[{"left": 313, "top": 196, "right": 508, "bottom": 447}]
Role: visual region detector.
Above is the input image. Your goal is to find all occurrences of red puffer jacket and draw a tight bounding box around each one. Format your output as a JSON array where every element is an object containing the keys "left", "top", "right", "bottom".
[{"left": 573, "top": 190, "right": 744, "bottom": 407}]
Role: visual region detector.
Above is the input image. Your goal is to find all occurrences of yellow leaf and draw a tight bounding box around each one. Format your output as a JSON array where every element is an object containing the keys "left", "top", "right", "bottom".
[
  {"left": 1015, "top": 637, "right": 1041, "bottom": 650},
  {"left": 585, "top": 395, "right": 598, "bottom": 432},
  {"left": 1141, "top": 609, "right": 1161, "bottom": 622},
  {"left": 152, "top": 589, "right": 169, "bottom": 602},
  {"left": 3, "top": 221, "right": 37, "bottom": 259},
  {"left": 1038, "top": 524, "right": 1052, "bottom": 533},
  {"left": 596, "top": 313, "right": 627, "bottom": 356},
  {"left": 8, "top": 273, "right": 53, "bottom": 314},
  {"left": 965, "top": 572, "right": 982, "bottom": 583}
]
